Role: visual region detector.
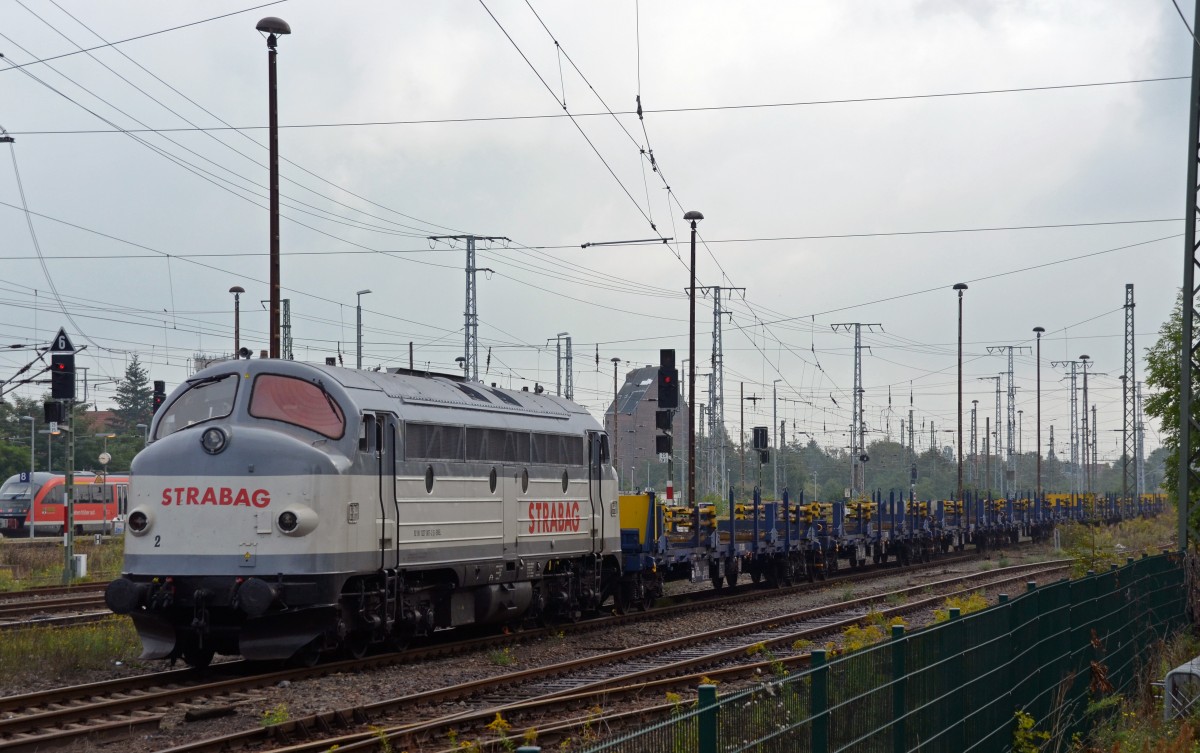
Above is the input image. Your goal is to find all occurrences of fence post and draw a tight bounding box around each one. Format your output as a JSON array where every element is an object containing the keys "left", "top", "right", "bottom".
[
  {"left": 698, "top": 683, "right": 718, "bottom": 753},
  {"left": 892, "top": 624, "right": 906, "bottom": 753},
  {"left": 812, "top": 648, "right": 828, "bottom": 753},
  {"left": 949, "top": 607, "right": 964, "bottom": 750}
]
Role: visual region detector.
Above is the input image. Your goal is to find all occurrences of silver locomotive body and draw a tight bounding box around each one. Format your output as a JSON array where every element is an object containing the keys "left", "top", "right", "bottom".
[{"left": 105, "top": 360, "right": 620, "bottom": 665}]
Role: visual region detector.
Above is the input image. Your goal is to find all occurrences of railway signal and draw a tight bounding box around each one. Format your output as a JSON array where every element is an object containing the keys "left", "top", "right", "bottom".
[
  {"left": 657, "top": 349, "right": 678, "bottom": 410},
  {"left": 153, "top": 381, "right": 167, "bottom": 414},
  {"left": 50, "top": 354, "right": 75, "bottom": 400}
]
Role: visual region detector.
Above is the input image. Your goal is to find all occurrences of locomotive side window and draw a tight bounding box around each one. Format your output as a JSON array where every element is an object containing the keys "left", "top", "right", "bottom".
[
  {"left": 406, "top": 423, "right": 463, "bottom": 460},
  {"left": 155, "top": 374, "right": 238, "bottom": 439},
  {"left": 249, "top": 374, "right": 345, "bottom": 439}
]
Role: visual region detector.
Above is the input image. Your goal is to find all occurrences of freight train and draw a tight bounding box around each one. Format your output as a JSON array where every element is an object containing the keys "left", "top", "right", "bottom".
[{"left": 102, "top": 359, "right": 1162, "bottom": 667}]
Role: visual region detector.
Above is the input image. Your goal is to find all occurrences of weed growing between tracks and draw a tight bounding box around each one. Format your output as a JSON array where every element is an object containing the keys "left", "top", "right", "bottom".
[
  {"left": 1059, "top": 513, "right": 1176, "bottom": 578},
  {"left": 0, "top": 536, "right": 124, "bottom": 589},
  {"left": 933, "top": 591, "right": 988, "bottom": 622},
  {"left": 0, "top": 615, "right": 141, "bottom": 686}
]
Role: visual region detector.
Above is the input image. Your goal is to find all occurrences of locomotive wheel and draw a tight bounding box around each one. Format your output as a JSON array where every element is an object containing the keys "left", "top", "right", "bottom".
[
  {"left": 343, "top": 632, "right": 370, "bottom": 660},
  {"left": 711, "top": 575, "right": 723, "bottom": 590},
  {"left": 751, "top": 569, "right": 762, "bottom": 584},
  {"left": 288, "top": 639, "right": 322, "bottom": 668},
  {"left": 639, "top": 592, "right": 655, "bottom": 612},
  {"left": 725, "top": 568, "right": 738, "bottom": 588},
  {"left": 183, "top": 645, "right": 215, "bottom": 669}
]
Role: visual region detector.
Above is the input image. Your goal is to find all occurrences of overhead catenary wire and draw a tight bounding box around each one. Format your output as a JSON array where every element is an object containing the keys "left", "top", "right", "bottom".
[{"left": 5, "top": 75, "right": 1187, "bottom": 135}]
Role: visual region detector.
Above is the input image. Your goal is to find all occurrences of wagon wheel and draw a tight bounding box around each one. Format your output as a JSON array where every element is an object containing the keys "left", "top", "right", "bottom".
[{"left": 613, "top": 584, "right": 630, "bottom": 616}]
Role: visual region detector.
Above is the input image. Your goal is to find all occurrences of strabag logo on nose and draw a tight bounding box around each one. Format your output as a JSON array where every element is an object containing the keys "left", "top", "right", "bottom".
[{"left": 161, "top": 487, "right": 270, "bottom": 508}]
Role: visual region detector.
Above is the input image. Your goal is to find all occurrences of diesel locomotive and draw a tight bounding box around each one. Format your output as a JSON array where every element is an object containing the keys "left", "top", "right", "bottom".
[{"left": 105, "top": 359, "right": 621, "bottom": 666}]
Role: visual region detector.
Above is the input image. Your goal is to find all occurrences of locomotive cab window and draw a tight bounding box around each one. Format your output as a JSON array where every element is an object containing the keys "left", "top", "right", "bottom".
[
  {"left": 359, "top": 414, "right": 378, "bottom": 453},
  {"left": 249, "top": 374, "right": 346, "bottom": 439},
  {"left": 155, "top": 373, "right": 238, "bottom": 439},
  {"left": 0, "top": 477, "right": 31, "bottom": 502}
]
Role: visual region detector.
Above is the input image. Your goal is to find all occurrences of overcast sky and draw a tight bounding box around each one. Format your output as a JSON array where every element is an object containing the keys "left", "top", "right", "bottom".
[{"left": 0, "top": 0, "right": 1191, "bottom": 465}]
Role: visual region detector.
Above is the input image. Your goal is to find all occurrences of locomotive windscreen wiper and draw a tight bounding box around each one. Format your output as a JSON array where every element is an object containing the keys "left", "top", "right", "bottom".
[
  {"left": 186, "top": 374, "right": 230, "bottom": 389},
  {"left": 314, "top": 379, "right": 342, "bottom": 418}
]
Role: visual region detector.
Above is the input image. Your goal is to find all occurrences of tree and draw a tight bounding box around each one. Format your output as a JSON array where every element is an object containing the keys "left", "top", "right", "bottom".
[
  {"left": 111, "top": 356, "right": 153, "bottom": 435},
  {"left": 1143, "top": 292, "right": 1195, "bottom": 536}
]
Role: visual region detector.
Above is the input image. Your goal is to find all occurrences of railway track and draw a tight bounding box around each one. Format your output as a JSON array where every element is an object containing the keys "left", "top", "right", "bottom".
[
  {"left": 0, "top": 549, "right": 1059, "bottom": 752},
  {"left": 162, "top": 558, "right": 1072, "bottom": 753},
  {"left": 0, "top": 583, "right": 109, "bottom": 630}
]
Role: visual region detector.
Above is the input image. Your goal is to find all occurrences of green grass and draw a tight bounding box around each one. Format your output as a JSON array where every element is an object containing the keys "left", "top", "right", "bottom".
[
  {"left": 0, "top": 616, "right": 143, "bottom": 687},
  {"left": 0, "top": 536, "right": 124, "bottom": 590}
]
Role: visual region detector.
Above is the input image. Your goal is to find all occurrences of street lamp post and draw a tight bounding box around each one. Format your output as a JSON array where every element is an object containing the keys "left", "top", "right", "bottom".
[
  {"left": 39, "top": 428, "right": 57, "bottom": 473},
  {"left": 953, "top": 283, "right": 968, "bottom": 505},
  {"left": 229, "top": 286, "right": 245, "bottom": 356},
  {"left": 256, "top": 16, "right": 291, "bottom": 359},
  {"left": 685, "top": 210, "right": 703, "bottom": 510},
  {"left": 20, "top": 416, "right": 33, "bottom": 538},
  {"left": 356, "top": 289, "right": 372, "bottom": 369},
  {"left": 1033, "top": 326, "right": 1045, "bottom": 501}
]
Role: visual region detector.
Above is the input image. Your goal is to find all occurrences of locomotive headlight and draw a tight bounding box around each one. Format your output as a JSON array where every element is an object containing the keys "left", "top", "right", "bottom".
[
  {"left": 277, "top": 511, "right": 298, "bottom": 532},
  {"left": 127, "top": 508, "right": 152, "bottom": 535},
  {"left": 200, "top": 427, "right": 227, "bottom": 454},
  {"left": 275, "top": 505, "right": 318, "bottom": 536}
]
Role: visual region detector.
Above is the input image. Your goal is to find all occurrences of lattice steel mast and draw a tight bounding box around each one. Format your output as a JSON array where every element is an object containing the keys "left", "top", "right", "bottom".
[
  {"left": 832, "top": 323, "right": 881, "bottom": 499},
  {"left": 987, "top": 345, "right": 1029, "bottom": 499},
  {"left": 428, "top": 234, "right": 508, "bottom": 381},
  {"left": 1122, "top": 284, "right": 1135, "bottom": 505}
]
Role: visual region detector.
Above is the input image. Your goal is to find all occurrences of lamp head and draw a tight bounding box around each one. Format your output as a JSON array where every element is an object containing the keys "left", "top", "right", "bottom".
[
  {"left": 229, "top": 285, "right": 245, "bottom": 295},
  {"left": 953, "top": 282, "right": 968, "bottom": 291},
  {"left": 256, "top": 16, "right": 291, "bottom": 35},
  {"left": 1080, "top": 354, "right": 1090, "bottom": 362},
  {"left": 1033, "top": 326, "right": 1045, "bottom": 334},
  {"left": 683, "top": 210, "right": 704, "bottom": 222}
]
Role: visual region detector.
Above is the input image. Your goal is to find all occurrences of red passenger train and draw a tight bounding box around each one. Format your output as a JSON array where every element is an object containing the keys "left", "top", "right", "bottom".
[{"left": 0, "top": 471, "right": 129, "bottom": 535}]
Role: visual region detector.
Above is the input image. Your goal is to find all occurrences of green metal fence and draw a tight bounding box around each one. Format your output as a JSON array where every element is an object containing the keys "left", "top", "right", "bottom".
[{"left": 585, "top": 552, "right": 1187, "bottom": 753}]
